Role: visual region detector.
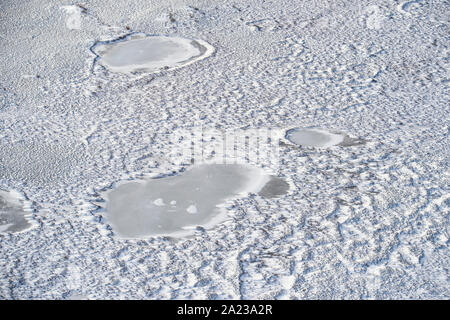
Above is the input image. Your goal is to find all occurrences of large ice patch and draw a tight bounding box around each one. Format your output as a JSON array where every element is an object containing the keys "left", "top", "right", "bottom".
[
  {"left": 0, "top": 189, "right": 34, "bottom": 233},
  {"left": 102, "top": 164, "right": 287, "bottom": 238},
  {"left": 91, "top": 33, "right": 214, "bottom": 74}
]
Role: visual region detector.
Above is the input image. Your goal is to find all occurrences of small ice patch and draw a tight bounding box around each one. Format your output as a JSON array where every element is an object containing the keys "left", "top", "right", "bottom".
[
  {"left": 258, "top": 176, "right": 289, "bottom": 198},
  {"left": 285, "top": 128, "right": 345, "bottom": 148},
  {"left": 0, "top": 189, "right": 35, "bottom": 234},
  {"left": 91, "top": 33, "right": 214, "bottom": 74},
  {"left": 101, "top": 164, "right": 285, "bottom": 238}
]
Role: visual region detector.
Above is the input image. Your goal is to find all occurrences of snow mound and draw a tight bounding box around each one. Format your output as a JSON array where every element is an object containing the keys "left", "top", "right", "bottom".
[
  {"left": 101, "top": 164, "right": 281, "bottom": 239},
  {"left": 91, "top": 33, "right": 214, "bottom": 74}
]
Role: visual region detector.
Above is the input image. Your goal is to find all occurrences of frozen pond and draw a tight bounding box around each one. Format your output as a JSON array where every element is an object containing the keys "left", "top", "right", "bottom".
[
  {"left": 92, "top": 34, "right": 214, "bottom": 74},
  {"left": 103, "top": 164, "right": 287, "bottom": 238},
  {"left": 285, "top": 128, "right": 345, "bottom": 148},
  {"left": 0, "top": 190, "right": 34, "bottom": 233}
]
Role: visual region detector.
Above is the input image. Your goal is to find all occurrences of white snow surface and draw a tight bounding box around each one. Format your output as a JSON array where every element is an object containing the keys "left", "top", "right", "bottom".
[{"left": 0, "top": 0, "right": 449, "bottom": 299}]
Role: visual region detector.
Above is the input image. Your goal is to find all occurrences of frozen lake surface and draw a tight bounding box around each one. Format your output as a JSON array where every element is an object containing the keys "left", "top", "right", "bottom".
[
  {"left": 92, "top": 34, "right": 214, "bottom": 74},
  {"left": 103, "top": 164, "right": 282, "bottom": 238}
]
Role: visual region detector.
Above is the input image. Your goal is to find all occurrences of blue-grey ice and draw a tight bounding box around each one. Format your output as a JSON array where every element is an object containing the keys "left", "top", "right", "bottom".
[
  {"left": 103, "top": 164, "right": 279, "bottom": 238},
  {"left": 0, "top": 190, "right": 34, "bottom": 233},
  {"left": 92, "top": 34, "right": 214, "bottom": 74},
  {"left": 257, "top": 176, "right": 290, "bottom": 198},
  {"left": 285, "top": 128, "right": 345, "bottom": 148}
]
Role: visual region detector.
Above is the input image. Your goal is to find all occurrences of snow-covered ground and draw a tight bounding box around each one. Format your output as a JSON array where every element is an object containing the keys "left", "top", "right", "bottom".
[{"left": 0, "top": 0, "right": 449, "bottom": 299}]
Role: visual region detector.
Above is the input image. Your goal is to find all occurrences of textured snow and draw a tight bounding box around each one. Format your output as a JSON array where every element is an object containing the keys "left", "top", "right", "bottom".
[
  {"left": 103, "top": 164, "right": 272, "bottom": 238},
  {"left": 92, "top": 34, "right": 214, "bottom": 74},
  {"left": 0, "top": 0, "right": 449, "bottom": 300}
]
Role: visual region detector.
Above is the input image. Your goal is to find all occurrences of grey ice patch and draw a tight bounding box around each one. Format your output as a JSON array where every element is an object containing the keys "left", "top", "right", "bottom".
[
  {"left": 285, "top": 128, "right": 345, "bottom": 148},
  {"left": 285, "top": 128, "right": 365, "bottom": 148},
  {"left": 91, "top": 33, "right": 214, "bottom": 74},
  {"left": 257, "top": 176, "right": 289, "bottom": 198},
  {"left": 102, "top": 164, "right": 274, "bottom": 239},
  {"left": 0, "top": 190, "right": 34, "bottom": 234}
]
